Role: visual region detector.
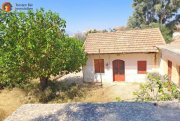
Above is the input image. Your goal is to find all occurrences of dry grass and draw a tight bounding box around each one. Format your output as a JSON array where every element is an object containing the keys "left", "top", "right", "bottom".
[
  {"left": 0, "top": 108, "right": 6, "bottom": 121},
  {"left": 0, "top": 88, "right": 26, "bottom": 121},
  {"left": 80, "top": 82, "right": 140, "bottom": 102},
  {"left": 57, "top": 72, "right": 141, "bottom": 102},
  {"left": 0, "top": 81, "right": 141, "bottom": 120}
]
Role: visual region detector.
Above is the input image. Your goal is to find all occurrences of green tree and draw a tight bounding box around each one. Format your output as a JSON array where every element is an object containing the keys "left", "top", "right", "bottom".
[
  {"left": 140, "top": 22, "right": 173, "bottom": 43},
  {"left": 128, "top": 0, "right": 180, "bottom": 43},
  {"left": 0, "top": 9, "right": 86, "bottom": 89}
]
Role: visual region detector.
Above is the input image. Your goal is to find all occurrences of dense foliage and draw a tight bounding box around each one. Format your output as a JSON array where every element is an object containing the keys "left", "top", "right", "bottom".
[
  {"left": 128, "top": 0, "right": 180, "bottom": 43},
  {"left": 133, "top": 73, "right": 180, "bottom": 101},
  {"left": 0, "top": 9, "right": 86, "bottom": 89}
]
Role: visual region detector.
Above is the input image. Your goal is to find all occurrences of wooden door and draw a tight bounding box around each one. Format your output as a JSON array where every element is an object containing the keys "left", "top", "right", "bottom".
[
  {"left": 113, "top": 60, "right": 125, "bottom": 81},
  {"left": 168, "top": 60, "right": 172, "bottom": 81}
]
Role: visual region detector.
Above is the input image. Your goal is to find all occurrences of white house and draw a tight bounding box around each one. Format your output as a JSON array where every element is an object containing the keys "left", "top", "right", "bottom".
[
  {"left": 83, "top": 28, "right": 166, "bottom": 83},
  {"left": 158, "top": 25, "right": 180, "bottom": 86}
]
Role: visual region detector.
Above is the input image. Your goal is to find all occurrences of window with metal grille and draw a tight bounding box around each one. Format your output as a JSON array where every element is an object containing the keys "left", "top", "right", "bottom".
[
  {"left": 94, "top": 59, "right": 104, "bottom": 73},
  {"left": 137, "top": 61, "right": 147, "bottom": 74}
]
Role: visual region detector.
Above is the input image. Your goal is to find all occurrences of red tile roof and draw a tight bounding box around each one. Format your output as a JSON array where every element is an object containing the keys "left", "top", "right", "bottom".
[{"left": 84, "top": 28, "right": 166, "bottom": 54}]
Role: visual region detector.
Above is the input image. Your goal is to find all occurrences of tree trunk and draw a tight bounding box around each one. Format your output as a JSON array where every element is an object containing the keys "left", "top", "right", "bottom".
[{"left": 40, "top": 77, "right": 48, "bottom": 90}]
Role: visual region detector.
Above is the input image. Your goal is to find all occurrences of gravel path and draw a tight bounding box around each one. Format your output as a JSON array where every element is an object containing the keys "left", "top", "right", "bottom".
[{"left": 5, "top": 102, "right": 180, "bottom": 121}]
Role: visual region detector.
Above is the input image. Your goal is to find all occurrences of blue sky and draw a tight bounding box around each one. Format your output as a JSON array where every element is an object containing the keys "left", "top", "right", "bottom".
[{"left": 0, "top": 0, "right": 133, "bottom": 35}]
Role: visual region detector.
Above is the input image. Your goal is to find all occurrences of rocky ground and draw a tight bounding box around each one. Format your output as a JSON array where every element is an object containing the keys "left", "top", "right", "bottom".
[{"left": 5, "top": 101, "right": 180, "bottom": 121}]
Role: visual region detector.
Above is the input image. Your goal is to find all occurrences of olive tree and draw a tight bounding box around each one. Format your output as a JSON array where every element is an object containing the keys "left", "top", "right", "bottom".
[{"left": 0, "top": 9, "right": 86, "bottom": 89}]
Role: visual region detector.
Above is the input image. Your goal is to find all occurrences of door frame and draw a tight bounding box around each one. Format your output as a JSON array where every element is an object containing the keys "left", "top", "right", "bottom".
[{"left": 112, "top": 59, "right": 125, "bottom": 81}]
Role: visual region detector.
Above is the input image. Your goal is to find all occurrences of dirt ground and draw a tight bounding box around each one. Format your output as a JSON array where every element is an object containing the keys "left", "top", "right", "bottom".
[
  {"left": 82, "top": 82, "right": 140, "bottom": 102},
  {"left": 58, "top": 72, "right": 140, "bottom": 102},
  {"left": 0, "top": 72, "right": 141, "bottom": 120}
]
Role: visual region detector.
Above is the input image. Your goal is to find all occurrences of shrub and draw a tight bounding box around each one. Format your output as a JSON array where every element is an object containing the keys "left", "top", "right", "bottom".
[
  {"left": 38, "top": 87, "right": 55, "bottom": 103},
  {"left": 25, "top": 80, "right": 87, "bottom": 103},
  {"left": 133, "top": 72, "right": 180, "bottom": 101},
  {"left": 115, "top": 97, "right": 122, "bottom": 102},
  {"left": 0, "top": 78, "right": 30, "bottom": 89},
  {"left": 53, "top": 82, "right": 87, "bottom": 103}
]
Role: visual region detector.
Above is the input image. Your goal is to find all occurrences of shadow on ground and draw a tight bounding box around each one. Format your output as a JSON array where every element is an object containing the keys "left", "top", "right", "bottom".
[{"left": 5, "top": 102, "right": 180, "bottom": 121}]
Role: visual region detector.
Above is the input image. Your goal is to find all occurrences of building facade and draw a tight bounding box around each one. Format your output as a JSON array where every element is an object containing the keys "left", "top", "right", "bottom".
[{"left": 83, "top": 28, "right": 165, "bottom": 83}]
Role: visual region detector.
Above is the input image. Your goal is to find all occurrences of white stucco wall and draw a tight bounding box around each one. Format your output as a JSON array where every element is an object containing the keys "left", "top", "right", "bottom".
[
  {"left": 159, "top": 49, "right": 180, "bottom": 85},
  {"left": 83, "top": 53, "right": 159, "bottom": 83}
]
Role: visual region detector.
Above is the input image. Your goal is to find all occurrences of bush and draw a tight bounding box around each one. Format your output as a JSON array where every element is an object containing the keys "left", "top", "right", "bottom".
[
  {"left": 38, "top": 87, "right": 55, "bottom": 103},
  {"left": 133, "top": 72, "right": 180, "bottom": 101},
  {"left": 0, "top": 78, "right": 30, "bottom": 89},
  {"left": 52, "top": 81, "right": 87, "bottom": 103},
  {"left": 25, "top": 80, "right": 87, "bottom": 103},
  {"left": 115, "top": 97, "right": 122, "bottom": 102}
]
